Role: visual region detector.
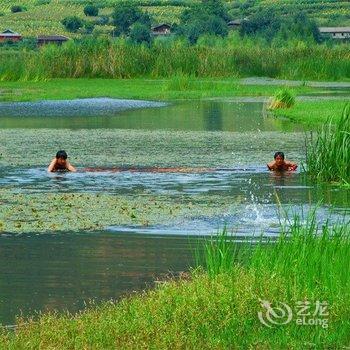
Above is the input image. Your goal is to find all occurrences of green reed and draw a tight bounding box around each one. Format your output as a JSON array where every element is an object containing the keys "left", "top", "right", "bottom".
[
  {"left": 250, "top": 210, "right": 350, "bottom": 297},
  {"left": 268, "top": 88, "right": 296, "bottom": 109},
  {"left": 199, "top": 210, "right": 350, "bottom": 297},
  {"left": 194, "top": 227, "right": 246, "bottom": 277},
  {"left": 306, "top": 104, "right": 350, "bottom": 185},
  {"left": 0, "top": 38, "right": 349, "bottom": 80}
]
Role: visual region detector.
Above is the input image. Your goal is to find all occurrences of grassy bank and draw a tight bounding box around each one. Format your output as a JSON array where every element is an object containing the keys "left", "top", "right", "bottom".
[
  {"left": 1, "top": 217, "right": 349, "bottom": 348},
  {"left": 1, "top": 77, "right": 349, "bottom": 126},
  {"left": 274, "top": 99, "right": 350, "bottom": 125},
  {"left": 0, "top": 77, "right": 322, "bottom": 102}
]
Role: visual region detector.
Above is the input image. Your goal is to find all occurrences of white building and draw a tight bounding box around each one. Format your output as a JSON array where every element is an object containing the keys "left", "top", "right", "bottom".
[{"left": 318, "top": 27, "right": 350, "bottom": 39}]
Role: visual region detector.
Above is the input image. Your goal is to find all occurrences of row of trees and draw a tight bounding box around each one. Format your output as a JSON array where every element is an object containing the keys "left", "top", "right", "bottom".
[
  {"left": 60, "top": 0, "right": 325, "bottom": 45},
  {"left": 61, "top": 2, "right": 153, "bottom": 42}
]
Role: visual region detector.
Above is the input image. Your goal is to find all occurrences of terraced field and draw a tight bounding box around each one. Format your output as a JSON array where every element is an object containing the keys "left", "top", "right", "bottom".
[
  {"left": 233, "top": 0, "right": 350, "bottom": 26},
  {"left": 0, "top": 0, "right": 349, "bottom": 37},
  {"left": 0, "top": 0, "right": 189, "bottom": 37}
]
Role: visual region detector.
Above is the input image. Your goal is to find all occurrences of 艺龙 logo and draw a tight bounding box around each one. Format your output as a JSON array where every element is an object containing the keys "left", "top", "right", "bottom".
[
  {"left": 257, "top": 299, "right": 329, "bottom": 328},
  {"left": 258, "top": 299, "right": 293, "bottom": 327}
]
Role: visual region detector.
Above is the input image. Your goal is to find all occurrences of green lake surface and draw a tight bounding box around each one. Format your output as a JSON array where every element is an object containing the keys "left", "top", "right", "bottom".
[{"left": 0, "top": 98, "right": 349, "bottom": 325}]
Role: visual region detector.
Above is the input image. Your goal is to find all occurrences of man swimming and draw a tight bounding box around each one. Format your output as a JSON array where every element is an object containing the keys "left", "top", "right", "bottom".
[
  {"left": 267, "top": 151, "right": 297, "bottom": 171},
  {"left": 47, "top": 150, "right": 76, "bottom": 172}
]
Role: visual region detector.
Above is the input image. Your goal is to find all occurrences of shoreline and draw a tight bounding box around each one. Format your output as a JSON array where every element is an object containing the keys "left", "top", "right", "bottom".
[{"left": 1, "top": 78, "right": 349, "bottom": 125}]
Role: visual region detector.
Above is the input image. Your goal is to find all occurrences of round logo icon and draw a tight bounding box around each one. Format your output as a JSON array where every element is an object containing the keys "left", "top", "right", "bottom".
[{"left": 258, "top": 299, "right": 293, "bottom": 327}]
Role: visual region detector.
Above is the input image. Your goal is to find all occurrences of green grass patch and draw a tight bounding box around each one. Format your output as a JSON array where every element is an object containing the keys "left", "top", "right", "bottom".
[
  {"left": 274, "top": 99, "right": 350, "bottom": 126},
  {"left": 0, "top": 78, "right": 322, "bottom": 102},
  {"left": 305, "top": 104, "right": 350, "bottom": 185}
]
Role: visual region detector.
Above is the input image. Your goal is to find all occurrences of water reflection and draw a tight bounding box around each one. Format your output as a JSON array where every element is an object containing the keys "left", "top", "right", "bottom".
[
  {"left": 0, "top": 100, "right": 303, "bottom": 132},
  {"left": 203, "top": 101, "right": 223, "bottom": 131},
  {"left": 0, "top": 233, "right": 198, "bottom": 325}
]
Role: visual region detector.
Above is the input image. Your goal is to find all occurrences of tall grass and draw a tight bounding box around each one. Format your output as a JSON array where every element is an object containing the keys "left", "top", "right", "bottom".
[
  {"left": 306, "top": 104, "right": 350, "bottom": 185},
  {"left": 250, "top": 211, "right": 350, "bottom": 297},
  {"left": 199, "top": 211, "right": 350, "bottom": 295},
  {"left": 268, "top": 88, "right": 295, "bottom": 110},
  {"left": 0, "top": 38, "right": 349, "bottom": 81},
  {"left": 195, "top": 227, "right": 245, "bottom": 277}
]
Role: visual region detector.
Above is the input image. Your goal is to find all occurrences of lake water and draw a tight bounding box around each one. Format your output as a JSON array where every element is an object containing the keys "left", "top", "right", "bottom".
[
  {"left": 0, "top": 98, "right": 349, "bottom": 325},
  {"left": 0, "top": 98, "right": 302, "bottom": 131}
]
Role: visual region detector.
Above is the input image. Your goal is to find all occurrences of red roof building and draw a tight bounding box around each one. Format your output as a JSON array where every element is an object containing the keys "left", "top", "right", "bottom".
[{"left": 0, "top": 29, "right": 22, "bottom": 42}]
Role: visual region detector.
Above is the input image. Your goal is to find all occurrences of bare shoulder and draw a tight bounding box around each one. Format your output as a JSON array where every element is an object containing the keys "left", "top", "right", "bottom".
[
  {"left": 67, "top": 161, "right": 77, "bottom": 172},
  {"left": 47, "top": 158, "right": 57, "bottom": 172},
  {"left": 267, "top": 161, "right": 275, "bottom": 170}
]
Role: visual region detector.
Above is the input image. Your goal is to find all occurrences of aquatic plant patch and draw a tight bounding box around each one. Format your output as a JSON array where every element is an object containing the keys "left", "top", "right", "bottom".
[
  {"left": 0, "top": 128, "right": 304, "bottom": 168},
  {"left": 0, "top": 190, "right": 233, "bottom": 234}
]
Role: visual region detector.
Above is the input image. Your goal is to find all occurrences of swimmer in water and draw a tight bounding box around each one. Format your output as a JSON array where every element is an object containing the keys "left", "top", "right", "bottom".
[
  {"left": 47, "top": 150, "right": 76, "bottom": 173},
  {"left": 267, "top": 151, "right": 297, "bottom": 172}
]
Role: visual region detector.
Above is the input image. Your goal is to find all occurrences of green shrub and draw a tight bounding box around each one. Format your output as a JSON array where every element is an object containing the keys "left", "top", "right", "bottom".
[
  {"left": 84, "top": 4, "right": 99, "bottom": 17},
  {"left": 10, "top": 5, "right": 24, "bottom": 13},
  {"left": 268, "top": 88, "right": 295, "bottom": 110},
  {"left": 111, "top": 1, "right": 151, "bottom": 35},
  {"left": 61, "top": 16, "right": 85, "bottom": 33},
  {"left": 130, "top": 23, "right": 152, "bottom": 45}
]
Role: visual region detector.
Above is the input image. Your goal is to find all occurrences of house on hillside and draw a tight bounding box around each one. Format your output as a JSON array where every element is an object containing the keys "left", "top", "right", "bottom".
[
  {"left": 0, "top": 29, "right": 22, "bottom": 42},
  {"left": 151, "top": 23, "right": 171, "bottom": 36},
  {"left": 228, "top": 18, "right": 248, "bottom": 30},
  {"left": 318, "top": 27, "right": 350, "bottom": 39},
  {"left": 37, "top": 35, "right": 70, "bottom": 46},
  {"left": 228, "top": 19, "right": 243, "bottom": 30}
]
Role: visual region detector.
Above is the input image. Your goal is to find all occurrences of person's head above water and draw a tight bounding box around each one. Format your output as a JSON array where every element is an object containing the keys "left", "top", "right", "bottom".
[
  {"left": 268, "top": 151, "right": 297, "bottom": 171},
  {"left": 55, "top": 150, "right": 68, "bottom": 167},
  {"left": 48, "top": 150, "right": 76, "bottom": 172},
  {"left": 56, "top": 150, "right": 68, "bottom": 159},
  {"left": 274, "top": 151, "right": 284, "bottom": 160},
  {"left": 274, "top": 151, "right": 285, "bottom": 166}
]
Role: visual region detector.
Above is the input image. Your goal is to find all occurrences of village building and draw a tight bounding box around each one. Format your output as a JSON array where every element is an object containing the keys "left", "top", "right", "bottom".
[
  {"left": 228, "top": 19, "right": 243, "bottom": 30},
  {"left": 0, "top": 29, "right": 22, "bottom": 42},
  {"left": 151, "top": 24, "right": 171, "bottom": 36},
  {"left": 318, "top": 27, "right": 350, "bottom": 39},
  {"left": 37, "top": 35, "right": 70, "bottom": 46}
]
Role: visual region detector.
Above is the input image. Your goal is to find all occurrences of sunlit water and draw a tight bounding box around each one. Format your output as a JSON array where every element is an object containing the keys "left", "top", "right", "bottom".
[
  {"left": 0, "top": 99, "right": 302, "bottom": 131},
  {"left": 1, "top": 166, "right": 348, "bottom": 236},
  {"left": 0, "top": 98, "right": 349, "bottom": 325}
]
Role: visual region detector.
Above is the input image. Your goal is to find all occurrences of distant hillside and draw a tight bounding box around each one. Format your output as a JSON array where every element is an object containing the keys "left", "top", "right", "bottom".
[
  {"left": 0, "top": 0, "right": 349, "bottom": 37},
  {"left": 230, "top": 0, "right": 350, "bottom": 26}
]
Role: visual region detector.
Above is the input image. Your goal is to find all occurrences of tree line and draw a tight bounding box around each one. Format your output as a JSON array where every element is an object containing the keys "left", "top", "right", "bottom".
[{"left": 59, "top": 0, "right": 324, "bottom": 45}]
